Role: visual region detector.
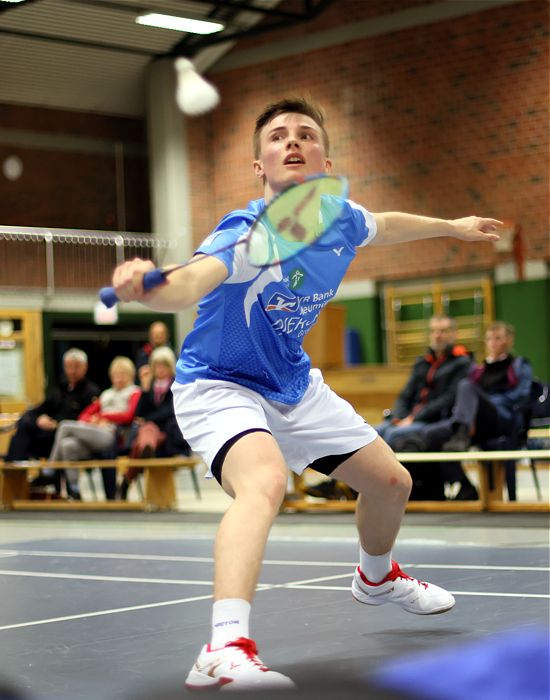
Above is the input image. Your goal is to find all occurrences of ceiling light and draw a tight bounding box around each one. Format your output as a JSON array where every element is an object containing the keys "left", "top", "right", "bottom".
[{"left": 136, "top": 13, "right": 224, "bottom": 35}]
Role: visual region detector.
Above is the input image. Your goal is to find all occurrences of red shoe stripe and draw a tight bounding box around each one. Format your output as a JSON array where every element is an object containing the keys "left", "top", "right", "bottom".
[
  {"left": 357, "top": 561, "right": 399, "bottom": 586},
  {"left": 357, "top": 562, "right": 428, "bottom": 590}
]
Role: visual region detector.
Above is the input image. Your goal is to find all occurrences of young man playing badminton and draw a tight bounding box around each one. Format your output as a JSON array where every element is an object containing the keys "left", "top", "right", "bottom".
[{"left": 110, "top": 98, "right": 501, "bottom": 691}]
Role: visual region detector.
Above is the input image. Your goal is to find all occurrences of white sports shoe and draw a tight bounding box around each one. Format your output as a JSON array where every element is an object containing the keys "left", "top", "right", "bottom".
[
  {"left": 185, "top": 637, "right": 296, "bottom": 691},
  {"left": 352, "top": 561, "right": 455, "bottom": 615}
]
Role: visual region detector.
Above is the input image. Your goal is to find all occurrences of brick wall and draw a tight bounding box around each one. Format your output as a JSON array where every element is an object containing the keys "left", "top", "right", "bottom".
[
  {"left": 0, "top": 104, "right": 150, "bottom": 232},
  {"left": 0, "top": 1, "right": 547, "bottom": 286},
  {"left": 191, "top": 0, "right": 548, "bottom": 282}
]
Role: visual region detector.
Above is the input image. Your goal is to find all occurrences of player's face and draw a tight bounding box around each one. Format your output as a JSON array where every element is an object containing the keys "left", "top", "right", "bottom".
[{"left": 253, "top": 112, "right": 332, "bottom": 200}]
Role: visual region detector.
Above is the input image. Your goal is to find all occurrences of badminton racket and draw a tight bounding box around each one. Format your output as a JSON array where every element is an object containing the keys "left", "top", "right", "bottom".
[{"left": 99, "top": 174, "right": 348, "bottom": 308}]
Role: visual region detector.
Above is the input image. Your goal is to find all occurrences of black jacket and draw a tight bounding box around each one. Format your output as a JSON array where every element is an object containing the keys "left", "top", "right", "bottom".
[
  {"left": 27, "top": 378, "right": 100, "bottom": 424},
  {"left": 393, "top": 345, "right": 471, "bottom": 423},
  {"left": 134, "top": 386, "right": 174, "bottom": 430},
  {"left": 134, "top": 386, "right": 190, "bottom": 456}
]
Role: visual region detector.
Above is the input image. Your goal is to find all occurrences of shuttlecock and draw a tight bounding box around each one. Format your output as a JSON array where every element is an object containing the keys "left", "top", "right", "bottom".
[{"left": 175, "top": 58, "right": 220, "bottom": 116}]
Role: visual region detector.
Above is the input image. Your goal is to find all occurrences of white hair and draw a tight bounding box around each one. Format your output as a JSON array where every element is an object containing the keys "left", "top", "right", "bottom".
[{"left": 63, "top": 348, "right": 88, "bottom": 365}]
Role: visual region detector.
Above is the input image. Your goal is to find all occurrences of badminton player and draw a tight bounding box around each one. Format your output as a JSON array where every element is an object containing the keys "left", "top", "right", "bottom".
[{"left": 111, "top": 97, "right": 501, "bottom": 691}]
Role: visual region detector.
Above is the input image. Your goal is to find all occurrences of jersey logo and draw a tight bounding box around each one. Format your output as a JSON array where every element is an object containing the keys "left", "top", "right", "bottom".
[
  {"left": 265, "top": 292, "right": 299, "bottom": 313},
  {"left": 288, "top": 268, "right": 305, "bottom": 290},
  {"left": 333, "top": 247, "right": 344, "bottom": 256}
]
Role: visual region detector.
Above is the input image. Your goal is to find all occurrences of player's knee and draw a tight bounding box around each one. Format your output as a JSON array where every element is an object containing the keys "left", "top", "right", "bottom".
[
  {"left": 251, "top": 465, "right": 287, "bottom": 509},
  {"left": 402, "top": 467, "right": 413, "bottom": 496},
  {"left": 388, "top": 465, "right": 412, "bottom": 500},
  {"left": 399, "top": 467, "right": 413, "bottom": 498}
]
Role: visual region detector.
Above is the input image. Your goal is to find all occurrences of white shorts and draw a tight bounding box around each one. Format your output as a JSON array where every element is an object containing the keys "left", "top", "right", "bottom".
[{"left": 171, "top": 368, "right": 377, "bottom": 478}]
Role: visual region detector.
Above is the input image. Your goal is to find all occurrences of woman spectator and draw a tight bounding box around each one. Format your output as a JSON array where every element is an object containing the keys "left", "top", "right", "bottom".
[
  {"left": 119, "top": 347, "right": 190, "bottom": 499},
  {"left": 49, "top": 356, "right": 141, "bottom": 499}
]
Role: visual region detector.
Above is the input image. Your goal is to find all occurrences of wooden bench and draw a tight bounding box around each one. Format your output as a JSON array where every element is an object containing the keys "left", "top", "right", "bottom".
[
  {"left": 0, "top": 454, "right": 204, "bottom": 512},
  {"left": 283, "top": 448, "right": 549, "bottom": 514}
]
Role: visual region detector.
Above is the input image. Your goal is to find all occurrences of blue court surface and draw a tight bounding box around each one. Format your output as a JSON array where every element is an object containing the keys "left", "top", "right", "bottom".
[{"left": 0, "top": 511, "right": 548, "bottom": 700}]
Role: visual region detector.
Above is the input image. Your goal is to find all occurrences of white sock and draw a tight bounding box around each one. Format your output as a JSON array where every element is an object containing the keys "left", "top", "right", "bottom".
[
  {"left": 359, "top": 547, "right": 392, "bottom": 583},
  {"left": 210, "top": 598, "right": 251, "bottom": 648}
]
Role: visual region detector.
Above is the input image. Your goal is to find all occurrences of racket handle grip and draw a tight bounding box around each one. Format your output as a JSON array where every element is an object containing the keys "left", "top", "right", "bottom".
[
  {"left": 99, "top": 268, "right": 167, "bottom": 308},
  {"left": 99, "top": 287, "right": 119, "bottom": 308}
]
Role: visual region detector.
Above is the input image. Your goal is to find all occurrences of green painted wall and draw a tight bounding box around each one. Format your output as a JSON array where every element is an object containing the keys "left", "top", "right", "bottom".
[
  {"left": 339, "top": 297, "right": 383, "bottom": 363},
  {"left": 494, "top": 278, "right": 549, "bottom": 381}
]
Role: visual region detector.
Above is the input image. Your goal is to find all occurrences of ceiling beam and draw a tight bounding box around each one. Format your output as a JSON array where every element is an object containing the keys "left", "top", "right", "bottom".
[
  {"left": 166, "top": 0, "right": 335, "bottom": 57},
  {"left": 192, "top": 0, "right": 316, "bottom": 21},
  {"left": 0, "top": 27, "right": 155, "bottom": 55}
]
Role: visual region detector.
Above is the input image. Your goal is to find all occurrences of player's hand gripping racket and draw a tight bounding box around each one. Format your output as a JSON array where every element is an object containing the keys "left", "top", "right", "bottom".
[{"left": 99, "top": 174, "right": 348, "bottom": 308}]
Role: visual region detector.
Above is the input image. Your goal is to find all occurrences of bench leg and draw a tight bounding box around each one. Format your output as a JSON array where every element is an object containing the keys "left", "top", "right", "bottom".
[
  {"left": 530, "top": 460, "right": 543, "bottom": 501},
  {"left": 487, "top": 460, "right": 505, "bottom": 505},
  {"left": 143, "top": 467, "right": 176, "bottom": 510},
  {"left": 504, "top": 460, "right": 516, "bottom": 501},
  {"left": 1, "top": 471, "right": 29, "bottom": 509},
  {"left": 475, "top": 461, "right": 489, "bottom": 510},
  {"left": 188, "top": 467, "right": 201, "bottom": 500}
]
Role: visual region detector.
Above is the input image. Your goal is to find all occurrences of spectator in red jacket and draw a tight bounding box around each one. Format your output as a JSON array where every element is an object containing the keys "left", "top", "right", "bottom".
[{"left": 48, "top": 356, "right": 141, "bottom": 499}]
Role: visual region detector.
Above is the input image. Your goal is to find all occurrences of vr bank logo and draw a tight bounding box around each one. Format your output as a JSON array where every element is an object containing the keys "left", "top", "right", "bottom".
[{"left": 265, "top": 293, "right": 299, "bottom": 313}]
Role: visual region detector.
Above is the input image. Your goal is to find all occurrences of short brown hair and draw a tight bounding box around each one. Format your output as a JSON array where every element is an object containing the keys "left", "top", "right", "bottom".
[{"left": 253, "top": 97, "right": 330, "bottom": 158}]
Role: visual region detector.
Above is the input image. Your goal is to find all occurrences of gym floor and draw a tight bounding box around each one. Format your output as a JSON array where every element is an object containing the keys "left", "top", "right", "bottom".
[{"left": 0, "top": 484, "right": 548, "bottom": 700}]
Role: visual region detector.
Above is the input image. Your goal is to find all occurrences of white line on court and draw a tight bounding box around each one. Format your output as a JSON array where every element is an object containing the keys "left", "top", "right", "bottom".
[
  {"left": 0, "top": 565, "right": 547, "bottom": 633},
  {"left": 0, "top": 549, "right": 547, "bottom": 571},
  {"left": 0, "top": 593, "right": 214, "bottom": 631},
  {"left": 0, "top": 569, "right": 212, "bottom": 585}
]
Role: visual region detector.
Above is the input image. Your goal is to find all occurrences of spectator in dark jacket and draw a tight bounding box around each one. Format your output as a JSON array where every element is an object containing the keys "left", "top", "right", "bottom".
[
  {"left": 421, "top": 321, "right": 533, "bottom": 499},
  {"left": 6, "top": 348, "right": 99, "bottom": 464},
  {"left": 374, "top": 316, "right": 471, "bottom": 449},
  {"left": 119, "top": 347, "right": 190, "bottom": 499},
  {"left": 305, "top": 316, "right": 471, "bottom": 499},
  {"left": 437, "top": 322, "right": 533, "bottom": 451}
]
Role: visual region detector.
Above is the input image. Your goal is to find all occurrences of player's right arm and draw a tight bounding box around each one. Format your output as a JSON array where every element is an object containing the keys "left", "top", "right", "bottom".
[{"left": 112, "top": 254, "right": 228, "bottom": 312}]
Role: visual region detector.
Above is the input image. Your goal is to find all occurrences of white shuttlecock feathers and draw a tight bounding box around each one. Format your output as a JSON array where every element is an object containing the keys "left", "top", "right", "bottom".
[{"left": 175, "top": 58, "right": 220, "bottom": 116}]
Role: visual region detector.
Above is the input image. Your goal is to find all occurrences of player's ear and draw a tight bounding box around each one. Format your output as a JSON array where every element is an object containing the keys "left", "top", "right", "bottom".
[
  {"left": 324, "top": 158, "right": 333, "bottom": 173},
  {"left": 253, "top": 159, "right": 264, "bottom": 179}
]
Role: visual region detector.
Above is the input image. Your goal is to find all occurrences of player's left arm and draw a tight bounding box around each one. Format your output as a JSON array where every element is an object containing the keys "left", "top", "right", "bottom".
[{"left": 370, "top": 213, "right": 502, "bottom": 246}]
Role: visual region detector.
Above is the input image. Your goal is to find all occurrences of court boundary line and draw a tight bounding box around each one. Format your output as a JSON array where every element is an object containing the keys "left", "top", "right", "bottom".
[
  {"left": 0, "top": 549, "right": 548, "bottom": 571},
  {"left": 0, "top": 566, "right": 548, "bottom": 632}
]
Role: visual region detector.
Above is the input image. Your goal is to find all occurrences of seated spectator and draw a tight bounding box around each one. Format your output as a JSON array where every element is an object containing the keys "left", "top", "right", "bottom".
[
  {"left": 119, "top": 347, "right": 190, "bottom": 499},
  {"left": 423, "top": 321, "right": 533, "bottom": 499},
  {"left": 6, "top": 348, "right": 99, "bottom": 495},
  {"left": 135, "top": 321, "right": 172, "bottom": 387},
  {"left": 48, "top": 356, "right": 141, "bottom": 499},
  {"left": 304, "top": 315, "right": 471, "bottom": 500},
  {"left": 375, "top": 315, "right": 471, "bottom": 447}
]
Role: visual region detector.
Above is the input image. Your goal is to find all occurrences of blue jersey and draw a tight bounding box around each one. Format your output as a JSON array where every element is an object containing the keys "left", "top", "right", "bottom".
[{"left": 175, "top": 197, "right": 377, "bottom": 404}]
